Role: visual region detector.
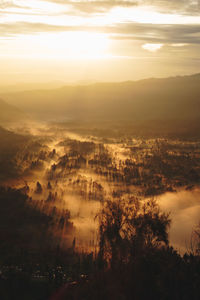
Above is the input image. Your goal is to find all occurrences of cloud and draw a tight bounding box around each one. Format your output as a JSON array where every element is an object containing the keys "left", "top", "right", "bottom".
[
  {"left": 142, "top": 43, "right": 163, "bottom": 52},
  {"left": 141, "top": 0, "right": 200, "bottom": 15},
  {"left": 158, "top": 189, "right": 200, "bottom": 254},
  {"left": 0, "top": 0, "right": 31, "bottom": 10},
  {"left": 0, "top": 22, "right": 76, "bottom": 36},
  {"left": 1, "top": 0, "right": 199, "bottom": 16},
  {"left": 44, "top": 0, "right": 137, "bottom": 13},
  {"left": 71, "top": 0, "right": 137, "bottom": 13},
  {"left": 1, "top": 21, "right": 200, "bottom": 48},
  {"left": 108, "top": 23, "right": 200, "bottom": 45},
  {"left": 0, "top": 1, "right": 18, "bottom": 9},
  {"left": 42, "top": 0, "right": 200, "bottom": 15}
]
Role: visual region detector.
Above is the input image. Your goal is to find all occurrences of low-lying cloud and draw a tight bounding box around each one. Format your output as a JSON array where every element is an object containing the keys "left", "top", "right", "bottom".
[{"left": 158, "top": 189, "right": 200, "bottom": 254}]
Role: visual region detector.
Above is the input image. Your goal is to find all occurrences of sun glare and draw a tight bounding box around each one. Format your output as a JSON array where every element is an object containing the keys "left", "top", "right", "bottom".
[
  {"left": 53, "top": 31, "right": 110, "bottom": 59},
  {"left": 4, "top": 31, "right": 110, "bottom": 60}
]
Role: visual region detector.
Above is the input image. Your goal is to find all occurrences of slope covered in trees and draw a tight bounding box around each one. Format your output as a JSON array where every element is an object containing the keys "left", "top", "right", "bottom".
[{"left": 0, "top": 98, "right": 28, "bottom": 125}]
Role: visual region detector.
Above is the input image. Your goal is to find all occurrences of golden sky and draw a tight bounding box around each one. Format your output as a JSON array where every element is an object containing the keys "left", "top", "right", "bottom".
[{"left": 1, "top": 0, "right": 200, "bottom": 84}]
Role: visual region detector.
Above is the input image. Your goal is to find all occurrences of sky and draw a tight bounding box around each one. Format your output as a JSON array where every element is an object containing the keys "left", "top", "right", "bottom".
[{"left": 1, "top": 0, "right": 200, "bottom": 84}]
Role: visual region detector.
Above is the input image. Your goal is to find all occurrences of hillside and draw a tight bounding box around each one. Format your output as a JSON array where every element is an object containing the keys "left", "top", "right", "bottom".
[
  {"left": 1, "top": 73, "right": 200, "bottom": 122},
  {"left": 0, "top": 98, "right": 28, "bottom": 124},
  {"left": 0, "top": 126, "right": 31, "bottom": 180}
]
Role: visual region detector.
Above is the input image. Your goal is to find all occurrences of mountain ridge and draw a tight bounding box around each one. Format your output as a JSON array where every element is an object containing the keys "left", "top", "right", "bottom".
[{"left": 1, "top": 72, "right": 200, "bottom": 122}]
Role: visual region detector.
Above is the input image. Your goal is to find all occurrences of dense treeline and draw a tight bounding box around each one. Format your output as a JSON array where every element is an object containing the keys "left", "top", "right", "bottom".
[
  {"left": 1, "top": 124, "right": 200, "bottom": 299},
  {"left": 0, "top": 186, "right": 93, "bottom": 299},
  {"left": 1, "top": 187, "right": 200, "bottom": 299},
  {"left": 58, "top": 198, "right": 200, "bottom": 300}
]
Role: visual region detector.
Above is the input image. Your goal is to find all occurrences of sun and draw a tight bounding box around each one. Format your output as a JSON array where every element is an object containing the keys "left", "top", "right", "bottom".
[
  {"left": 13, "top": 31, "right": 110, "bottom": 60},
  {"left": 56, "top": 31, "right": 110, "bottom": 59}
]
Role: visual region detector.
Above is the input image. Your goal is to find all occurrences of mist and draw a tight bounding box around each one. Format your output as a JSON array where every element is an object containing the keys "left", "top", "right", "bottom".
[
  {"left": 1, "top": 74, "right": 200, "bottom": 299},
  {"left": 158, "top": 189, "right": 200, "bottom": 254}
]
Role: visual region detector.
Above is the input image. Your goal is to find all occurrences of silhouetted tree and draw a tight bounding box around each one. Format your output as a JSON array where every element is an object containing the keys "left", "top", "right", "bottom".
[
  {"left": 97, "top": 197, "right": 170, "bottom": 270},
  {"left": 35, "top": 181, "right": 42, "bottom": 194}
]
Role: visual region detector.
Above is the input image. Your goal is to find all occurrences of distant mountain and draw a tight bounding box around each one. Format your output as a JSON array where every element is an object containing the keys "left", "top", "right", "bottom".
[
  {"left": 0, "top": 98, "right": 28, "bottom": 124},
  {"left": 0, "top": 81, "right": 66, "bottom": 93},
  {"left": 1, "top": 73, "right": 200, "bottom": 122}
]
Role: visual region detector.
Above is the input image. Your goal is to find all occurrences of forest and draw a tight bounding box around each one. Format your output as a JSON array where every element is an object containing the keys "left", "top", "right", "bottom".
[{"left": 0, "top": 113, "right": 200, "bottom": 299}]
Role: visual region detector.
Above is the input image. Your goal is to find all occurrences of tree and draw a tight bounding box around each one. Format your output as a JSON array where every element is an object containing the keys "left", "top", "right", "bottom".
[
  {"left": 97, "top": 197, "right": 170, "bottom": 269},
  {"left": 35, "top": 181, "right": 42, "bottom": 194}
]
